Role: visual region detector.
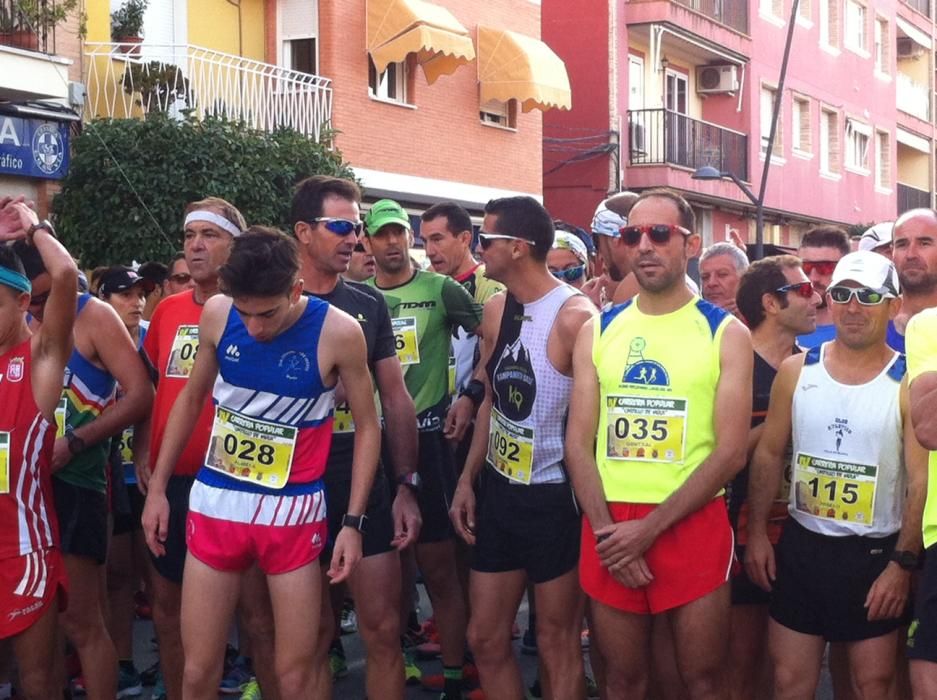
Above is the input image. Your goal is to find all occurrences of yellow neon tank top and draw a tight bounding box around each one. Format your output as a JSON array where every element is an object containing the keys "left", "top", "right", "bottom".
[{"left": 593, "top": 295, "right": 732, "bottom": 504}]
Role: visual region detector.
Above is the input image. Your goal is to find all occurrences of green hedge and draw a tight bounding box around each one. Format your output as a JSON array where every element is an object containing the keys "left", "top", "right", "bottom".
[{"left": 53, "top": 115, "right": 355, "bottom": 267}]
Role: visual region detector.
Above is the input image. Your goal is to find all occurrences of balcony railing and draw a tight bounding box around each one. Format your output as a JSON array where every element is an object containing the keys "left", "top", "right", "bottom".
[
  {"left": 0, "top": 0, "right": 60, "bottom": 54},
  {"left": 897, "top": 72, "right": 930, "bottom": 121},
  {"left": 901, "top": 0, "right": 931, "bottom": 18},
  {"left": 83, "top": 43, "right": 333, "bottom": 141},
  {"left": 673, "top": 0, "right": 749, "bottom": 33},
  {"left": 898, "top": 183, "right": 931, "bottom": 213},
  {"left": 628, "top": 108, "right": 748, "bottom": 181}
]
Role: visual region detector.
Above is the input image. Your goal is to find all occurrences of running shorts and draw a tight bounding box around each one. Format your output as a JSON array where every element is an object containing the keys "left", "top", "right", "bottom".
[
  {"left": 0, "top": 548, "right": 68, "bottom": 639},
  {"left": 908, "top": 544, "right": 937, "bottom": 662}
]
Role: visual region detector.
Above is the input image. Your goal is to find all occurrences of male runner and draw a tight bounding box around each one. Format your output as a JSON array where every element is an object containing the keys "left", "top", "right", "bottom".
[
  {"left": 700, "top": 242, "right": 749, "bottom": 318},
  {"left": 291, "top": 175, "right": 420, "bottom": 700},
  {"left": 144, "top": 227, "right": 380, "bottom": 699},
  {"left": 796, "top": 226, "right": 851, "bottom": 347},
  {"left": 346, "top": 238, "right": 376, "bottom": 282},
  {"left": 0, "top": 197, "right": 77, "bottom": 700},
  {"left": 858, "top": 222, "right": 894, "bottom": 259},
  {"left": 747, "top": 251, "right": 927, "bottom": 700},
  {"left": 889, "top": 208, "right": 937, "bottom": 352},
  {"left": 364, "top": 198, "right": 483, "bottom": 700},
  {"left": 139, "top": 197, "right": 247, "bottom": 700},
  {"left": 449, "top": 196, "right": 595, "bottom": 699},
  {"left": 164, "top": 252, "right": 195, "bottom": 296},
  {"left": 581, "top": 197, "right": 631, "bottom": 308},
  {"left": 565, "top": 188, "right": 753, "bottom": 699},
  {"left": 728, "top": 255, "right": 820, "bottom": 699},
  {"left": 547, "top": 230, "right": 590, "bottom": 289},
  {"left": 19, "top": 223, "right": 153, "bottom": 700}
]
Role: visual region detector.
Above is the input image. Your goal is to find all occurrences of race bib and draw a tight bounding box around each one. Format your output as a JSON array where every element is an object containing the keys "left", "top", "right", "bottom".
[
  {"left": 166, "top": 325, "right": 199, "bottom": 378},
  {"left": 392, "top": 317, "right": 420, "bottom": 366},
  {"left": 448, "top": 353, "right": 456, "bottom": 396},
  {"left": 118, "top": 428, "right": 134, "bottom": 465},
  {"left": 605, "top": 395, "right": 687, "bottom": 462},
  {"left": 205, "top": 407, "right": 298, "bottom": 489},
  {"left": 54, "top": 396, "right": 67, "bottom": 439},
  {"left": 0, "top": 432, "right": 9, "bottom": 494},
  {"left": 487, "top": 408, "right": 534, "bottom": 484},
  {"left": 792, "top": 453, "right": 876, "bottom": 526},
  {"left": 333, "top": 402, "right": 354, "bottom": 434}
]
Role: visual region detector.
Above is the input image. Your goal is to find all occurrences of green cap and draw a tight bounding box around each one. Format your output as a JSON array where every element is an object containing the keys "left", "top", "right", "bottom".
[{"left": 365, "top": 199, "right": 410, "bottom": 235}]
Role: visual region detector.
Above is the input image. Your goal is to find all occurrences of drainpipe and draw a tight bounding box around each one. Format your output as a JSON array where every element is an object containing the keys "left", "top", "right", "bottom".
[{"left": 226, "top": 0, "right": 243, "bottom": 56}]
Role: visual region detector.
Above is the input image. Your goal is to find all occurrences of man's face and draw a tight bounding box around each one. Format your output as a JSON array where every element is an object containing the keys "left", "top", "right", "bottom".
[
  {"left": 829, "top": 280, "right": 897, "bottom": 350},
  {"left": 296, "top": 195, "right": 361, "bottom": 276},
  {"left": 700, "top": 254, "right": 742, "bottom": 311},
  {"left": 366, "top": 223, "right": 411, "bottom": 275},
  {"left": 624, "top": 197, "right": 699, "bottom": 293},
  {"left": 595, "top": 234, "right": 627, "bottom": 282},
  {"left": 422, "top": 216, "right": 471, "bottom": 276},
  {"left": 27, "top": 271, "right": 51, "bottom": 322},
  {"left": 165, "top": 258, "right": 195, "bottom": 295},
  {"left": 775, "top": 265, "right": 821, "bottom": 335},
  {"left": 346, "top": 239, "right": 376, "bottom": 282},
  {"left": 799, "top": 245, "right": 845, "bottom": 309},
  {"left": 183, "top": 209, "right": 235, "bottom": 284},
  {"left": 231, "top": 282, "right": 301, "bottom": 343},
  {"left": 106, "top": 286, "right": 146, "bottom": 331},
  {"left": 0, "top": 285, "right": 30, "bottom": 336},
  {"left": 893, "top": 213, "right": 937, "bottom": 295},
  {"left": 547, "top": 248, "right": 586, "bottom": 289}
]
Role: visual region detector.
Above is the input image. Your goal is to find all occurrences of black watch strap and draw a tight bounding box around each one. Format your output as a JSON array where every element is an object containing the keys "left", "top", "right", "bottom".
[
  {"left": 459, "top": 378, "right": 485, "bottom": 407},
  {"left": 26, "top": 220, "right": 55, "bottom": 245},
  {"left": 890, "top": 549, "right": 918, "bottom": 571},
  {"left": 341, "top": 513, "right": 367, "bottom": 533}
]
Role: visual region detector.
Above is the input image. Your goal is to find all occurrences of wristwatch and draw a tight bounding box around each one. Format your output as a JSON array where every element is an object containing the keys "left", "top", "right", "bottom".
[
  {"left": 458, "top": 379, "right": 486, "bottom": 408},
  {"left": 25, "top": 220, "right": 55, "bottom": 246},
  {"left": 397, "top": 471, "right": 422, "bottom": 494},
  {"left": 64, "top": 428, "right": 85, "bottom": 455},
  {"left": 890, "top": 549, "right": 918, "bottom": 571},
  {"left": 341, "top": 513, "right": 368, "bottom": 533}
]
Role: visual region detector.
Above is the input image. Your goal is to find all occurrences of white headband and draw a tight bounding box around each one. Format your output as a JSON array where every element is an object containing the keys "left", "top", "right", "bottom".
[{"left": 184, "top": 210, "right": 242, "bottom": 238}]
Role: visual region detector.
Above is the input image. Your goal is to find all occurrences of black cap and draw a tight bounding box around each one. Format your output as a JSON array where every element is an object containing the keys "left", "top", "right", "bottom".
[{"left": 98, "top": 267, "right": 155, "bottom": 297}]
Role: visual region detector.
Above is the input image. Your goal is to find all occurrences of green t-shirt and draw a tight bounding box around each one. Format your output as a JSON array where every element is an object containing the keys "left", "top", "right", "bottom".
[{"left": 369, "top": 270, "right": 482, "bottom": 431}]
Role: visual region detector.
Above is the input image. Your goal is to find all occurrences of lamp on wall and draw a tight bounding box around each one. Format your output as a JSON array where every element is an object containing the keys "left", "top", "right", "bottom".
[{"left": 660, "top": 56, "right": 670, "bottom": 71}]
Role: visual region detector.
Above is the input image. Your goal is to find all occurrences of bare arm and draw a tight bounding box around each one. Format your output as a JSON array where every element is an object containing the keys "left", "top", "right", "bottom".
[
  {"left": 375, "top": 355, "right": 418, "bottom": 480},
  {"left": 910, "top": 373, "right": 937, "bottom": 450}
]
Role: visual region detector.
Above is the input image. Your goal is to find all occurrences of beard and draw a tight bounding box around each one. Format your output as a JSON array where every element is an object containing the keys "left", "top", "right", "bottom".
[{"left": 900, "top": 268, "right": 937, "bottom": 294}]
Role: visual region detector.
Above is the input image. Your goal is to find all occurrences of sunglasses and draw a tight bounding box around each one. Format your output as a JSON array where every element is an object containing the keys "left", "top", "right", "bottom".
[
  {"left": 776, "top": 282, "right": 814, "bottom": 298},
  {"left": 619, "top": 224, "right": 691, "bottom": 247},
  {"left": 551, "top": 265, "right": 586, "bottom": 282},
  {"left": 310, "top": 218, "right": 363, "bottom": 236},
  {"left": 801, "top": 260, "right": 838, "bottom": 277},
  {"left": 478, "top": 232, "right": 535, "bottom": 250},
  {"left": 169, "top": 273, "right": 191, "bottom": 284},
  {"left": 828, "top": 286, "right": 890, "bottom": 305}
]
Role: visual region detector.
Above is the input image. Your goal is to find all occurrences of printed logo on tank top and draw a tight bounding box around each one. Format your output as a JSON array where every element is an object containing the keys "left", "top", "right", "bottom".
[
  {"left": 8, "top": 357, "right": 24, "bottom": 382},
  {"left": 621, "top": 338, "right": 669, "bottom": 387},
  {"left": 279, "top": 350, "right": 312, "bottom": 381},
  {"left": 492, "top": 339, "right": 536, "bottom": 421},
  {"left": 826, "top": 417, "right": 853, "bottom": 455}
]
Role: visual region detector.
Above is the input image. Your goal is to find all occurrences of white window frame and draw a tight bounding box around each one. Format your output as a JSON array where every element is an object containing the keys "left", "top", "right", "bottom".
[
  {"left": 792, "top": 94, "right": 812, "bottom": 155},
  {"left": 845, "top": 118, "right": 871, "bottom": 172},
  {"left": 278, "top": 0, "right": 318, "bottom": 74},
  {"left": 369, "top": 57, "right": 410, "bottom": 105},
  {"left": 875, "top": 129, "right": 891, "bottom": 191},
  {"left": 844, "top": 0, "right": 868, "bottom": 54},
  {"left": 760, "top": 84, "right": 782, "bottom": 158},
  {"left": 873, "top": 17, "right": 889, "bottom": 75},
  {"left": 479, "top": 99, "right": 516, "bottom": 129},
  {"left": 820, "top": 106, "right": 841, "bottom": 176},
  {"left": 820, "top": 0, "right": 841, "bottom": 52}
]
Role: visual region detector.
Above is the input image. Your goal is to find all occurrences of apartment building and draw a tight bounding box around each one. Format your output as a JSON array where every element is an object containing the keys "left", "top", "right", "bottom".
[{"left": 543, "top": 0, "right": 932, "bottom": 247}]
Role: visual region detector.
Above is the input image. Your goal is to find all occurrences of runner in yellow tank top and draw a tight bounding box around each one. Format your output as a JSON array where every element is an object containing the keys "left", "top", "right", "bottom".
[{"left": 565, "top": 189, "right": 753, "bottom": 700}]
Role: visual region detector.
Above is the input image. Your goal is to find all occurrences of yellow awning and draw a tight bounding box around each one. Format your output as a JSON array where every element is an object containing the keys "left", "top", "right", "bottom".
[
  {"left": 367, "top": 0, "right": 475, "bottom": 85},
  {"left": 477, "top": 26, "right": 571, "bottom": 113}
]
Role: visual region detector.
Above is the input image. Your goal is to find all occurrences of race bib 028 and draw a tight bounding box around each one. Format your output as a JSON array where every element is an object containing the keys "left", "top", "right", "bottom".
[{"left": 205, "top": 407, "right": 298, "bottom": 489}]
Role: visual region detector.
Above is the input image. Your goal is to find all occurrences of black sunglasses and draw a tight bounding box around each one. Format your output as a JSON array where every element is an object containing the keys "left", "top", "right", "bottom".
[{"left": 619, "top": 224, "right": 691, "bottom": 247}]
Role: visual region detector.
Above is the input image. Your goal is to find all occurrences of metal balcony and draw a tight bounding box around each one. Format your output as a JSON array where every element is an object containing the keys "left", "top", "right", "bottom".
[
  {"left": 83, "top": 43, "right": 332, "bottom": 141},
  {"left": 0, "top": 0, "right": 60, "bottom": 54},
  {"left": 673, "top": 0, "right": 749, "bottom": 33},
  {"left": 628, "top": 108, "right": 748, "bottom": 181},
  {"left": 898, "top": 183, "right": 931, "bottom": 213}
]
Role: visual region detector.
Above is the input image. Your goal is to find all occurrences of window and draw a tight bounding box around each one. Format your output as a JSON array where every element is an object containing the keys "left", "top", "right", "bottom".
[
  {"left": 873, "top": 18, "right": 888, "bottom": 73},
  {"left": 844, "top": 0, "right": 867, "bottom": 52},
  {"left": 480, "top": 99, "right": 516, "bottom": 128},
  {"left": 845, "top": 119, "right": 871, "bottom": 170},
  {"left": 820, "top": 0, "right": 840, "bottom": 48},
  {"left": 761, "top": 85, "right": 781, "bottom": 156},
  {"left": 761, "top": 0, "right": 784, "bottom": 17},
  {"left": 792, "top": 95, "right": 811, "bottom": 153},
  {"left": 284, "top": 38, "right": 316, "bottom": 75},
  {"left": 798, "top": 0, "right": 811, "bottom": 21},
  {"left": 369, "top": 57, "right": 408, "bottom": 103},
  {"left": 279, "top": 0, "right": 318, "bottom": 75},
  {"left": 820, "top": 107, "right": 840, "bottom": 174},
  {"left": 875, "top": 130, "right": 890, "bottom": 188}
]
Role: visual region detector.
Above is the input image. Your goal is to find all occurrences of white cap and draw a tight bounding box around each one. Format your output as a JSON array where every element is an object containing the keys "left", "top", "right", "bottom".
[
  {"left": 552, "top": 231, "right": 589, "bottom": 264},
  {"left": 591, "top": 202, "right": 626, "bottom": 238},
  {"left": 858, "top": 222, "right": 894, "bottom": 252},
  {"left": 829, "top": 250, "right": 899, "bottom": 296}
]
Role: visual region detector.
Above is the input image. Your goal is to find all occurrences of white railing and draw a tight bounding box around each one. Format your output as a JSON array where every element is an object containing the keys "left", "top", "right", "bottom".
[
  {"left": 83, "top": 43, "right": 332, "bottom": 141},
  {"left": 896, "top": 72, "right": 930, "bottom": 122}
]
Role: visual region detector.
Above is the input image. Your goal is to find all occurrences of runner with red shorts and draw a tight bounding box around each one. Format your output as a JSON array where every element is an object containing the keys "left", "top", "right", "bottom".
[
  {"left": 0, "top": 197, "right": 78, "bottom": 699},
  {"left": 565, "top": 189, "right": 753, "bottom": 699}
]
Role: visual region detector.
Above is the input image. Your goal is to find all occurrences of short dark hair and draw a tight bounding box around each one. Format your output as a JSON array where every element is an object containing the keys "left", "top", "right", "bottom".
[
  {"left": 0, "top": 245, "right": 26, "bottom": 280},
  {"left": 736, "top": 254, "right": 803, "bottom": 329},
  {"left": 421, "top": 202, "right": 473, "bottom": 236},
  {"left": 633, "top": 188, "right": 696, "bottom": 233},
  {"left": 185, "top": 197, "right": 247, "bottom": 232},
  {"left": 13, "top": 240, "right": 46, "bottom": 281},
  {"left": 169, "top": 251, "right": 185, "bottom": 267},
  {"left": 138, "top": 261, "right": 169, "bottom": 287},
  {"left": 219, "top": 226, "right": 299, "bottom": 298},
  {"left": 290, "top": 175, "right": 362, "bottom": 227},
  {"left": 484, "top": 196, "right": 554, "bottom": 261},
  {"left": 800, "top": 225, "right": 850, "bottom": 256}
]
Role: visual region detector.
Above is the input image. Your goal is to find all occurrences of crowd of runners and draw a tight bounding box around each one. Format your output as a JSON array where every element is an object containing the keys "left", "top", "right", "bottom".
[{"left": 2, "top": 179, "right": 937, "bottom": 700}]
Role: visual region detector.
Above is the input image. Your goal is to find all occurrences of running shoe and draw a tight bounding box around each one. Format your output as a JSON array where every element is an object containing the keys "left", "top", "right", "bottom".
[
  {"left": 329, "top": 641, "right": 349, "bottom": 680},
  {"left": 116, "top": 665, "right": 143, "bottom": 698},
  {"left": 238, "top": 678, "right": 262, "bottom": 700},
  {"left": 526, "top": 678, "right": 542, "bottom": 699},
  {"left": 465, "top": 689, "right": 487, "bottom": 700},
  {"left": 586, "top": 674, "right": 600, "bottom": 698},
  {"left": 403, "top": 649, "right": 422, "bottom": 684},
  {"left": 219, "top": 656, "right": 252, "bottom": 695},
  {"left": 340, "top": 600, "right": 358, "bottom": 635},
  {"left": 421, "top": 663, "right": 480, "bottom": 691}
]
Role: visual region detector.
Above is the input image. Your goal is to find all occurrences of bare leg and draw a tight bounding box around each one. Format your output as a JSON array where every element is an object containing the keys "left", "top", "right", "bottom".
[
  {"left": 846, "top": 633, "right": 899, "bottom": 700},
  {"left": 768, "top": 619, "right": 826, "bottom": 700},
  {"left": 266, "top": 561, "right": 323, "bottom": 699},
  {"left": 11, "top": 597, "right": 60, "bottom": 700},
  {"left": 590, "top": 600, "right": 652, "bottom": 700},
  {"left": 533, "top": 568, "right": 586, "bottom": 700},
  {"left": 238, "top": 565, "right": 282, "bottom": 700},
  {"left": 416, "top": 540, "right": 468, "bottom": 671},
  {"left": 149, "top": 563, "right": 184, "bottom": 700},
  {"left": 466, "top": 569, "right": 527, "bottom": 699},
  {"left": 667, "top": 584, "right": 731, "bottom": 700},
  {"left": 728, "top": 604, "right": 771, "bottom": 700}
]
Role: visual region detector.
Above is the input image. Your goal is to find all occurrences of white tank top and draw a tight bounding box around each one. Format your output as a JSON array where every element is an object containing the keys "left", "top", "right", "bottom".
[
  {"left": 486, "top": 283, "right": 579, "bottom": 485},
  {"left": 789, "top": 343, "right": 906, "bottom": 537}
]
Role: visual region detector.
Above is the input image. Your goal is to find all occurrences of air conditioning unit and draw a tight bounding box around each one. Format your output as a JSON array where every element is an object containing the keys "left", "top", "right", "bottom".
[
  {"left": 696, "top": 64, "right": 740, "bottom": 94},
  {"left": 897, "top": 37, "right": 924, "bottom": 59},
  {"left": 629, "top": 122, "right": 646, "bottom": 156}
]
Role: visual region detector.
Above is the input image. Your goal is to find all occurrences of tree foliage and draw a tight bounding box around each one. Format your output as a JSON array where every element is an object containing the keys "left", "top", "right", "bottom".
[{"left": 52, "top": 115, "right": 355, "bottom": 267}]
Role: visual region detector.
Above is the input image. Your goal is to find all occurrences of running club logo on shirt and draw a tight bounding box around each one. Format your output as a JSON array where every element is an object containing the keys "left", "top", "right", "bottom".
[
  {"left": 621, "top": 338, "right": 670, "bottom": 388},
  {"left": 826, "top": 417, "right": 853, "bottom": 455},
  {"left": 493, "top": 339, "right": 536, "bottom": 421},
  {"left": 279, "top": 351, "right": 312, "bottom": 381},
  {"left": 7, "top": 357, "right": 24, "bottom": 382}
]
